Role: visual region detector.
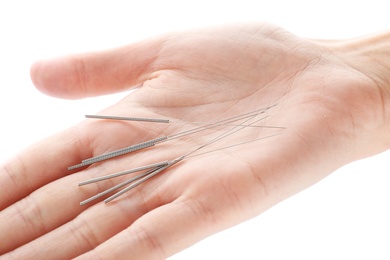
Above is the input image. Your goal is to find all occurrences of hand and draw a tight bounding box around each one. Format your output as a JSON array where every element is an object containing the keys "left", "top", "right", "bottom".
[{"left": 0, "top": 24, "right": 388, "bottom": 259}]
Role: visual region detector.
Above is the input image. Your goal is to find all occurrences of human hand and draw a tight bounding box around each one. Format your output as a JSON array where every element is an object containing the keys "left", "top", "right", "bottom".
[{"left": 1, "top": 24, "right": 389, "bottom": 259}]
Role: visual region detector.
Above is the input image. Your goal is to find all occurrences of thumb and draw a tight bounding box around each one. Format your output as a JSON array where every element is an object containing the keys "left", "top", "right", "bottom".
[{"left": 30, "top": 37, "right": 166, "bottom": 99}]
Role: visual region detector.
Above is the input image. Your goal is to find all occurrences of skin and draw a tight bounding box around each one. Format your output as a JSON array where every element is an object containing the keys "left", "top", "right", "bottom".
[{"left": 1, "top": 23, "right": 390, "bottom": 259}]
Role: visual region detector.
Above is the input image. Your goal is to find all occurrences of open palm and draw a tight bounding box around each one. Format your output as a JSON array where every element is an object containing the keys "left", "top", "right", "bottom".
[{"left": 0, "top": 24, "right": 385, "bottom": 259}]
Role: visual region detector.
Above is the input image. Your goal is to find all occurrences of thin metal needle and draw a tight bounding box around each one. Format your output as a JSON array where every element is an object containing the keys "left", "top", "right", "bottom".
[
  {"left": 70, "top": 107, "right": 275, "bottom": 170},
  {"left": 180, "top": 113, "right": 269, "bottom": 159},
  {"left": 77, "top": 104, "right": 283, "bottom": 205},
  {"left": 78, "top": 161, "right": 169, "bottom": 186},
  {"left": 81, "top": 136, "right": 168, "bottom": 164},
  {"left": 68, "top": 136, "right": 167, "bottom": 170},
  {"left": 85, "top": 104, "right": 277, "bottom": 125},
  {"left": 79, "top": 112, "right": 276, "bottom": 167},
  {"left": 79, "top": 108, "right": 284, "bottom": 205},
  {"left": 79, "top": 166, "right": 165, "bottom": 205},
  {"left": 104, "top": 156, "right": 185, "bottom": 203},
  {"left": 85, "top": 115, "right": 170, "bottom": 123},
  {"left": 185, "top": 132, "right": 283, "bottom": 159},
  {"left": 103, "top": 112, "right": 265, "bottom": 203},
  {"left": 83, "top": 132, "right": 284, "bottom": 205}
]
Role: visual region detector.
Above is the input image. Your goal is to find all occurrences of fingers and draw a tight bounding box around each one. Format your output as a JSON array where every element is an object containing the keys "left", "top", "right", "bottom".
[
  {"left": 70, "top": 151, "right": 285, "bottom": 260},
  {"left": 0, "top": 112, "right": 155, "bottom": 212},
  {"left": 30, "top": 37, "right": 167, "bottom": 99},
  {"left": 0, "top": 129, "right": 93, "bottom": 254},
  {"left": 0, "top": 179, "right": 85, "bottom": 255},
  {"left": 0, "top": 125, "right": 91, "bottom": 211},
  {"left": 1, "top": 194, "right": 134, "bottom": 259},
  {"left": 0, "top": 136, "right": 181, "bottom": 256},
  {"left": 75, "top": 197, "right": 229, "bottom": 260},
  {"left": 1, "top": 169, "right": 178, "bottom": 259}
]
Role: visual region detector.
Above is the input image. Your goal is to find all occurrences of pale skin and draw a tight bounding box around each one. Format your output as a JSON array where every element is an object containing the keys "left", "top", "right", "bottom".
[{"left": 1, "top": 23, "right": 390, "bottom": 259}]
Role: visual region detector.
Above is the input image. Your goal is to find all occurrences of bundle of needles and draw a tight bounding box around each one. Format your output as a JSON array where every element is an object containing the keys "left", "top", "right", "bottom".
[{"left": 69, "top": 105, "right": 285, "bottom": 206}]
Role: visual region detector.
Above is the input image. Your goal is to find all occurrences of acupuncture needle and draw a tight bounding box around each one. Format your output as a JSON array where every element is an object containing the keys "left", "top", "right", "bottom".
[
  {"left": 179, "top": 110, "right": 270, "bottom": 158},
  {"left": 80, "top": 110, "right": 270, "bottom": 204},
  {"left": 80, "top": 110, "right": 265, "bottom": 186},
  {"left": 78, "top": 114, "right": 268, "bottom": 187},
  {"left": 69, "top": 106, "right": 277, "bottom": 170},
  {"left": 78, "top": 160, "right": 169, "bottom": 186},
  {"left": 85, "top": 115, "right": 170, "bottom": 123},
  {"left": 70, "top": 111, "right": 262, "bottom": 169},
  {"left": 79, "top": 112, "right": 270, "bottom": 166},
  {"left": 79, "top": 112, "right": 272, "bottom": 186},
  {"left": 79, "top": 164, "right": 167, "bottom": 205},
  {"left": 84, "top": 104, "right": 277, "bottom": 125},
  {"left": 104, "top": 156, "right": 185, "bottom": 203},
  {"left": 102, "top": 111, "right": 271, "bottom": 203},
  {"left": 185, "top": 132, "right": 283, "bottom": 159},
  {"left": 67, "top": 137, "right": 167, "bottom": 170},
  {"left": 78, "top": 113, "right": 265, "bottom": 166},
  {"left": 79, "top": 132, "right": 283, "bottom": 205},
  {"left": 68, "top": 113, "right": 270, "bottom": 170}
]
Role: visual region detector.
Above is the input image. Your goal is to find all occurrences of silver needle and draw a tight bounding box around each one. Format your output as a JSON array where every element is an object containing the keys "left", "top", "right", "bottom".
[
  {"left": 79, "top": 165, "right": 165, "bottom": 206},
  {"left": 104, "top": 156, "right": 185, "bottom": 203},
  {"left": 70, "top": 106, "right": 277, "bottom": 170},
  {"left": 100, "top": 111, "right": 267, "bottom": 203},
  {"left": 76, "top": 104, "right": 284, "bottom": 205},
  {"left": 85, "top": 115, "right": 170, "bottom": 123},
  {"left": 78, "top": 161, "right": 169, "bottom": 186}
]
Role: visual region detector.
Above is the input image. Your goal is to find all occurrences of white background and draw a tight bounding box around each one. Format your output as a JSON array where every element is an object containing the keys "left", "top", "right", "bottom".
[{"left": 1, "top": 1, "right": 389, "bottom": 259}]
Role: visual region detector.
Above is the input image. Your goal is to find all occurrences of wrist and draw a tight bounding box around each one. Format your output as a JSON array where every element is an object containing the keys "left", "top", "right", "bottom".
[
  {"left": 309, "top": 32, "right": 390, "bottom": 159},
  {"left": 331, "top": 31, "right": 390, "bottom": 92},
  {"left": 327, "top": 32, "right": 390, "bottom": 156}
]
